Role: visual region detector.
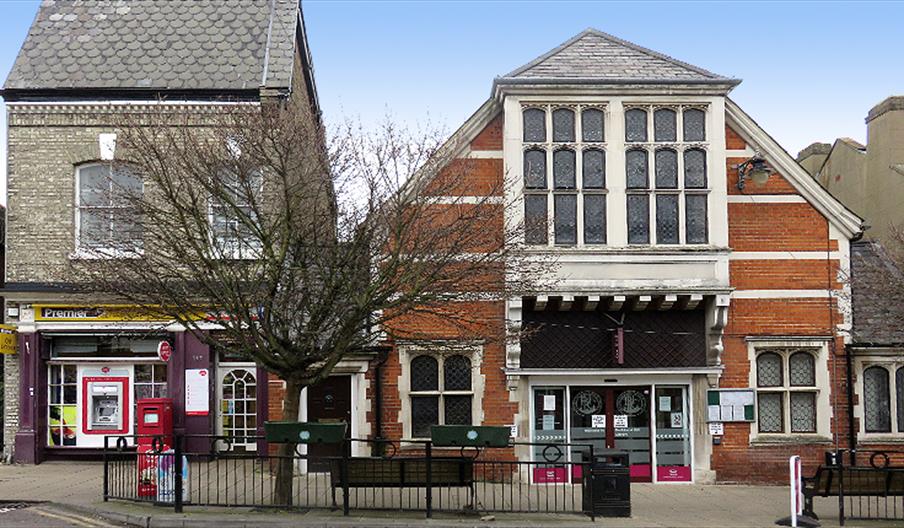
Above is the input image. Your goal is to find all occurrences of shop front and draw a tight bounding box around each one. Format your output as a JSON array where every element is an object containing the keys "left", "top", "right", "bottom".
[{"left": 529, "top": 378, "right": 694, "bottom": 483}]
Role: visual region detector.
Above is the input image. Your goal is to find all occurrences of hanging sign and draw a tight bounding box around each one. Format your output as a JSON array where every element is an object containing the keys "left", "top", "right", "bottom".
[
  {"left": 185, "top": 369, "right": 209, "bottom": 416},
  {"left": 157, "top": 341, "right": 173, "bottom": 362}
]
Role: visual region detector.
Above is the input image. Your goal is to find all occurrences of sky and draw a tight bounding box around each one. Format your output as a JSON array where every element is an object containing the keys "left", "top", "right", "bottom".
[{"left": 1, "top": 0, "right": 903, "bottom": 206}]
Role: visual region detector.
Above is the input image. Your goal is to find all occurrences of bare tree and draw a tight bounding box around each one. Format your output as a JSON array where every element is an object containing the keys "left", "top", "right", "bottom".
[{"left": 71, "top": 100, "right": 549, "bottom": 504}]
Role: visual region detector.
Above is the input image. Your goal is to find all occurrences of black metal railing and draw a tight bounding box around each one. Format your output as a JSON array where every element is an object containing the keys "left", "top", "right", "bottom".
[
  {"left": 103, "top": 434, "right": 598, "bottom": 518},
  {"left": 834, "top": 449, "right": 904, "bottom": 524}
]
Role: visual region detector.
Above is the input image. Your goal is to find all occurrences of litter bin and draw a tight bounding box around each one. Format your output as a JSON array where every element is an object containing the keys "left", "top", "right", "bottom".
[{"left": 583, "top": 449, "right": 630, "bottom": 517}]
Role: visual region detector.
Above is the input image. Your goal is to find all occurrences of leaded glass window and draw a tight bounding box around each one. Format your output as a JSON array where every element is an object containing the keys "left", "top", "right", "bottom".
[
  {"left": 581, "top": 109, "right": 604, "bottom": 142},
  {"left": 553, "top": 149, "right": 576, "bottom": 189},
  {"left": 898, "top": 367, "right": 904, "bottom": 433},
  {"left": 789, "top": 352, "right": 815, "bottom": 386},
  {"left": 790, "top": 392, "right": 816, "bottom": 433},
  {"left": 584, "top": 195, "right": 606, "bottom": 244},
  {"left": 626, "top": 149, "right": 648, "bottom": 189},
  {"left": 524, "top": 149, "right": 547, "bottom": 189},
  {"left": 655, "top": 149, "right": 678, "bottom": 189},
  {"left": 684, "top": 149, "right": 707, "bottom": 188},
  {"left": 524, "top": 195, "right": 548, "bottom": 245},
  {"left": 625, "top": 108, "right": 647, "bottom": 142},
  {"left": 683, "top": 108, "right": 706, "bottom": 142},
  {"left": 444, "top": 355, "right": 471, "bottom": 391},
  {"left": 757, "top": 353, "right": 783, "bottom": 387},
  {"left": 409, "top": 354, "right": 474, "bottom": 438},
  {"left": 864, "top": 366, "right": 891, "bottom": 433},
  {"left": 582, "top": 149, "right": 605, "bottom": 189},
  {"left": 627, "top": 194, "right": 650, "bottom": 244},
  {"left": 553, "top": 108, "right": 575, "bottom": 143},
  {"left": 523, "top": 108, "right": 546, "bottom": 143},
  {"left": 685, "top": 195, "right": 708, "bottom": 244},
  {"left": 758, "top": 393, "right": 783, "bottom": 433},
  {"left": 554, "top": 194, "right": 577, "bottom": 245},
  {"left": 654, "top": 108, "right": 677, "bottom": 142},
  {"left": 656, "top": 194, "right": 679, "bottom": 245}
]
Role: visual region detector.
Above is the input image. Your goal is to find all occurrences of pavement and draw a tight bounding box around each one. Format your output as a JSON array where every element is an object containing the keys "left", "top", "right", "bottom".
[{"left": 0, "top": 461, "right": 896, "bottom": 527}]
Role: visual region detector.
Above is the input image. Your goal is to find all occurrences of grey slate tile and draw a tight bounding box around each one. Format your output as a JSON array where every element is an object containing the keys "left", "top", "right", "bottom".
[{"left": 851, "top": 241, "right": 904, "bottom": 345}]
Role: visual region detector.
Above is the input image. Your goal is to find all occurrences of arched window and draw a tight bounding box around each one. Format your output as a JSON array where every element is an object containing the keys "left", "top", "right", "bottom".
[
  {"left": 683, "top": 108, "right": 706, "bottom": 142},
  {"left": 523, "top": 149, "right": 547, "bottom": 189},
  {"left": 756, "top": 349, "right": 820, "bottom": 435},
  {"left": 220, "top": 368, "right": 257, "bottom": 449},
  {"left": 76, "top": 162, "right": 143, "bottom": 252},
  {"left": 409, "top": 354, "right": 473, "bottom": 437},
  {"left": 523, "top": 108, "right": 546, "bottom": 143},
  {"left": 626, "top": 149, "right": 649, "bottom": 189},
  {"left": 553, "top": 149, "right": 576, "bottom": 189},
  {"left": 864, "top": 366, "right": 891, "bottom": 433},
  {"left": 552, "top": 108, "right": 575, "bottom": 143},
  {"left": 625, "top": 108, "right": 647, "bottom": 142},
  {"left": 684, "top": 148, "right": 707, "bottom": 188},
  {"left": 582, "top": 149, "right": 605, "bottom": 189},
  {"left": 789, "top": 352, "right": 815, "bottom": 386},
  {"left": 655, "top": 148, "right": 678, "bottom": 189},
  {"left": 581, "top": 109, "right": 604, "bottom": 142},
  {"left": 757, "top": 352, "right": 783, "bottom": 387},
  {"left": 654, "top": 108, "right": 677, "bottom": 142}
]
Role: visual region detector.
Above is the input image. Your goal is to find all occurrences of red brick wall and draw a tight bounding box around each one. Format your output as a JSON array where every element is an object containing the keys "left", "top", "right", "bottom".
[
  {"left": 470, "top": 113, "right": 503, "bottom": 151},
  {"left": 729, "top": 203, "right": 835, "bottom": 251},
  {"left": 729, "top": 260, "right": 840, "bottom": 290}
]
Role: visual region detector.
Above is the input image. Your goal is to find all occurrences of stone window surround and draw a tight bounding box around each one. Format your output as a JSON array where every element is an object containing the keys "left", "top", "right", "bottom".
[
  {"left": 397, "top": 342, "right": 485, "bottom": 441},
  {"left": 854, "top": 352, "right": 904, "bottom": 442},
  {"left": 747, "top": 339, "right": 832, "bottom": 444},
  {"left": 513, "top": 97, "right": 719, "bottom": 250}
]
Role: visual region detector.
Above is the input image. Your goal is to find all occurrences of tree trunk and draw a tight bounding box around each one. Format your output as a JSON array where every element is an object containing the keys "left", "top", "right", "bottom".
[{"left": 274, "top": 378, "right": 302, "bottom": 506}]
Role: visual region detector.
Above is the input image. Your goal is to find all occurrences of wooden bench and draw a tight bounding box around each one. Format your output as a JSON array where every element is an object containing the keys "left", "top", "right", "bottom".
[
  {"left": 802, "top": 466, "right": 904, "bottom": 519},
  {"left": 329, "top": 457, "right": 474, "bottom": 508}
]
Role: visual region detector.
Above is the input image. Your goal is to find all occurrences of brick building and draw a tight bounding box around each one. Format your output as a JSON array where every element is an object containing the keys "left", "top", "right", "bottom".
[
  {"left": 364, "top": 29, "right": 864, "bottom": 484},
  {"left": 0, "top": 0, "right": 322, "bottom": 463}
]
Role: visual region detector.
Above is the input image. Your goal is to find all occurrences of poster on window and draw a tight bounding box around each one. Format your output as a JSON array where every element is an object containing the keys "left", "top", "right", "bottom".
[{"left": 185, "top": 369, "right": 209, "bottom": 416}]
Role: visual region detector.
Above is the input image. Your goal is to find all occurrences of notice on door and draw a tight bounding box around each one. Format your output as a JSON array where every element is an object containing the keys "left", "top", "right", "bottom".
[
  {"left": 614, "top": 414, "right": 628, "bottom": 428},
  {"left": 591, "top": 414, "right": 606, "bottom": 428},
  {"left": 185, "top": 369, "right": 210, "bottom": 416}
]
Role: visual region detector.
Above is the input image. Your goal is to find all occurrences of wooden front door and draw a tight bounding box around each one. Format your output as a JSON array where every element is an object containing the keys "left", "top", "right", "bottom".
[{"left": 306, "top": 375, "right": 351, "bottom": 472}]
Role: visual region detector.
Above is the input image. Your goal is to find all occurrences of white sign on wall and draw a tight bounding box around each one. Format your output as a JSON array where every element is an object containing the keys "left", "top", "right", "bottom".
[{"left": 185, "top": 369, "right": 210, "bottom": 416}]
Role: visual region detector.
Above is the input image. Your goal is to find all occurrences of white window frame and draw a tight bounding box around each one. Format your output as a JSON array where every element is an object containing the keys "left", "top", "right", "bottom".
[
  {"left": 521, "top": 103, "right": 609, "bottom": 247},
  {"left": 207, "top": 168, "right": 264, "bottom": 260},
  {"left": 855, "top": 353, "right": 904, "bottom": 441},
  {"left": 47, "top": 363, "right": 79, "bottom": 447},
  {"left": 72, "top": 162, "right": 144, "bottom": 259},
  {"left": 397, "top": 344, "right": 485, "bottom": 440},
  {"left": 623, "top": 104, "right": 711, "bottom": 247},
  {"left": 747, "top": 340, "right": 832, "bottom": 442}
]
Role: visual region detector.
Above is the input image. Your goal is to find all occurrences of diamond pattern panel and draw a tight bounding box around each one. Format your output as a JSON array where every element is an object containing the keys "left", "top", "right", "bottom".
[
  {"left": 789, "top": 352, "right": 815, "bottom": 386},
  {"left": 758, "top": 393, "right": 783, "bottom": 433},
  {"left": 684, "top": 149, "right": 707, "bottom": 188},
  {"left": 626, "top": 149, "right": 649, "bottom": 188},
  {"left": 553, "top": 108, "right": 575, "bottom": 142},
  {"left": 790, "top": 392, "right": 816, "bottom": 433},
  {"left": 524, "top": 149, "right": 547, "bottom": 189},
  {"left": 864, "top": 366, "right": 891, "bottom": 433},
  {"left": 898, "top": 367, "right": 904, "bottom": 433},
  {"left": 583, "top": 195, "right": 606, "bottom": 244},
  {"left": 683, "top": 109, "right": 706, "bottom": 142},
  {"left": 411, "top": 396, "right": 439, "bottom": 438},
  {"left": 627, "top": 194, "right": 650, "bottom": 244},
  {"left": 654, "top": 109, "right": 677, "bottom": 142},
  {"left": 524, "top": 195, "right": 548, "bottom": 245},
  {"left": 444, "top": 396, "right": 472, "bottom": 426},
  {"left": 553, "top": 149, "right": 576, "bottom": 189},
  {"left": 411, "top": 355, "right": 438, "bottom": 392},
  {"left": 523, "top": 108, "right": 546, "bottom": 142},
  {"left": 582, "top": 149, "right": 605, "bottom": 188},
  {"left": 656, "top": 194, "right": 679, "bottom": 244},
  {"left": 625, "top": 109, "right": 648, "bottom": 142},
  {"left": 756, "top": 353, "right": 782, "bottom": 387},
  {"left": 655, "top": 149, "right": 678, "bottom": 188},
  {"left": 582, "top": 109, "right": 604, "bottom": 142},
  {"left": 443, "top": 355, "right": 471, "bottom": 391},
  {"left": 685, "top": 195, "right": 708, "bottom": 244},
  {"left": 554, "top": 194, "right": 577, "bottom": 245}
]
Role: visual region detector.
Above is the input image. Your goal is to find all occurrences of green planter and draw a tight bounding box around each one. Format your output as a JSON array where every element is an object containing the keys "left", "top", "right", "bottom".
[
  {"left": 264, "top": 421, "right": 347, "bottom": 444},
  {"left": 430, "top": 425, "right": 510, "bottom": 448}
]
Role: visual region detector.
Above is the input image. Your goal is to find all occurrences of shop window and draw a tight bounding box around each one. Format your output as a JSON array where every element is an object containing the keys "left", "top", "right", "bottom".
[
  {"left": 409, "top": 354, "right": 473, "bottom": 438},
  {"left": 755, "top": 349, "right": 818, "bottom": 434},
  {"left": 133, "top": 363, "right": 168, "bottom": 430},
  {"left": 209, "top": 168, "right": 263, "bottom": 259},
  {"left": 52, "top": 335, "right": 159, "bottom": 360},
  {"left": 48, "top": 364, "right": 78, "bottom": 446},
  {"left": 861, "top": 363, "right": 904, "bottom": 434},
  {"left": 76, "top": 162, "right": 143, "bottom": 254}
]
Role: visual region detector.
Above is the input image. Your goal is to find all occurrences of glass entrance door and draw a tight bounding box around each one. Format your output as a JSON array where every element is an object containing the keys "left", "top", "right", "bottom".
[
  {"left": 654, "top": 386, "right": 691, "bottom": 482},
  {"left": 612, "top": 387, "right": 652, "bottom": 482}
]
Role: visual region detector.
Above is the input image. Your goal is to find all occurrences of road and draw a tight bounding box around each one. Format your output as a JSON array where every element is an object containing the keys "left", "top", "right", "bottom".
[{"left": 0, "top": 503, "right": 128, "bottom": 527}]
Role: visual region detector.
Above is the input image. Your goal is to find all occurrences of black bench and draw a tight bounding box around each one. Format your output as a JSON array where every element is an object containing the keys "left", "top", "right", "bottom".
[
  {"left": 329, "top": 457, "right": 474, "bottom": 508},
  {"left": 802, "top": 465, "right": 904, "bottom": 519}
]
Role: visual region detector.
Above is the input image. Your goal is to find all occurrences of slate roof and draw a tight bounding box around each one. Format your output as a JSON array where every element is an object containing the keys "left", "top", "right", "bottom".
[
  {"left": 496, "top": 28, "right": 739, "bottom": 87},
  {"left": 851, "top": 241, "right": 904, "bottom": 346},
  {"left": 3, "top": 0, "right": 301, "bottom": 93}
]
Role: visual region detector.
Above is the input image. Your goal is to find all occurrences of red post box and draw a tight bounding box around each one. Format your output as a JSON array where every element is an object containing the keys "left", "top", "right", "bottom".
[
  {"left": 136, "top": 398, "right": 174, "bottom": 497},
  {"left": 137, "top": 398, "right": 173, "bottom": 446}
]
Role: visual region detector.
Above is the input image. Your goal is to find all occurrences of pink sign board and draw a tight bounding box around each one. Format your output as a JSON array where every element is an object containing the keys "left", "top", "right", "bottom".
[
  {"left": 533, "top": 466, "right": 568, "bottom": 484},
  {"left": 656, "top": 465, "right": 692, "bottom": 482},
  {"left": 630, "top": 463, "right": 652, "bottom": 479}
]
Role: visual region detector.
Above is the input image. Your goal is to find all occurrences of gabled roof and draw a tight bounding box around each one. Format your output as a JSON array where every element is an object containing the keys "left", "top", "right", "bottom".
[
  {"left": 3, "top": 0, "right": 302, "bottom": 96},
  {"left": 494, "top": 28, "right": 739, "bottom": 90}
]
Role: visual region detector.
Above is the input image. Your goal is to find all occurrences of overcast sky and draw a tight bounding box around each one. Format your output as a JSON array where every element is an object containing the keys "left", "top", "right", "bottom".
[{"left": 2, "top": 0, "right": 903, "bottom": 206}]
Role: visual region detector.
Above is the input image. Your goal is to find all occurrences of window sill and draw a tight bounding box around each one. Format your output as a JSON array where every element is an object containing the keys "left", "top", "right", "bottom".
[
  {"left": 523, "top": 245, "right": 729, "bottom": 254},
  {"left": 750, "top": 435, "right": 833, "bottom": 446},
  {"left": 858, "top": 436, "right": 904, "bottom": 445},
  {"left": 69, "top": 248, "right": 144, "bottom": 260}
]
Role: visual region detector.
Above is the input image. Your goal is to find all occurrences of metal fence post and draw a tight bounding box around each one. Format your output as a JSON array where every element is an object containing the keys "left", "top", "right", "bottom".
[
  {"left": 174, "top": 433, "right": 184, "bottom": 513},
  {"left": 425, "top": 441, "right": 433, "bottom": 518},
  {"left": 341, "top": 438, "right": 350, "bottom": 516},
  {"left": 102, "top": 436, "right": 109, "bottom": 502},
  {"left": 838, "top": 449, "right": 845, "bottom": 526}
]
